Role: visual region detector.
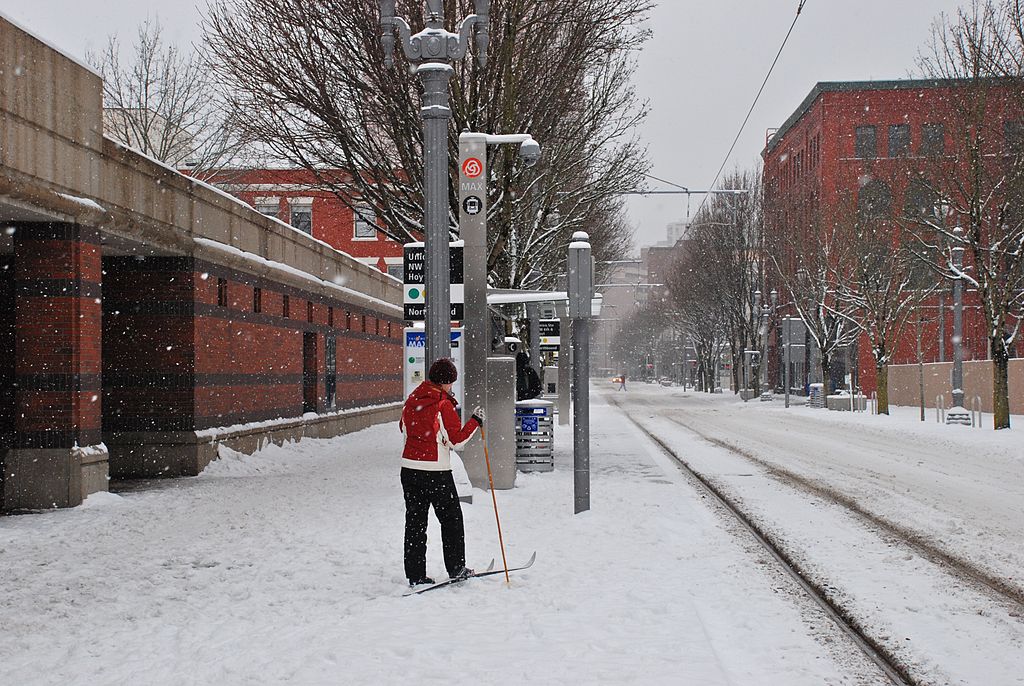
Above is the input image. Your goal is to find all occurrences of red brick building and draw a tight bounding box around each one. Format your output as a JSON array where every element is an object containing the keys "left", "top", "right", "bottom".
[
  {"left": 210, "top": 168, "right": 407, "bottom": 279},
  {"left": 0, "top": 17, "right": 404, "bottom": 511},
  {"left": 762, "top": 79, "right": 1016, "bottom": 394}
]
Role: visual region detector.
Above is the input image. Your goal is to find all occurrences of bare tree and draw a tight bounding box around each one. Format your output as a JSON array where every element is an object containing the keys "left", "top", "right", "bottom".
[
  {"left": 665, "top": 246, "right": 729, "bottom": 392},
  {"left": 913, "top": 0, "right": 1024, "bottom": 429},
  {"left": 768, "top": 200, "right": 862, "bottom": 395},
  {"left": 610, "top": 302, "right": 671, "bottom": 380},
  {"left": 91, "top": 18, "right": 251, "bottom": 178},
  {"left": 828, "top": 192, "right": 935, "bottom": 414},
  {"left": 203, "top": 0, "right": 648, "bottom": 288},
  {"left": 682, "top": 168, "right": 766, "bottom": 394}
]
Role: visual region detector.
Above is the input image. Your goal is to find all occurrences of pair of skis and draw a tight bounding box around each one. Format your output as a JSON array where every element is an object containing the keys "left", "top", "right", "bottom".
[{"left": 403, "top": 552, "right": 537, "bottom": 596}]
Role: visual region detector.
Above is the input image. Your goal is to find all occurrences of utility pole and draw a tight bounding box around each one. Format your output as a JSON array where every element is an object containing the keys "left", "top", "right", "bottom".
[
  {"left": 568, "top": 231, "right": 593, "bottom": 514},
  {"left": 380, "top": 0, "right": 490, "bottom": 368}
]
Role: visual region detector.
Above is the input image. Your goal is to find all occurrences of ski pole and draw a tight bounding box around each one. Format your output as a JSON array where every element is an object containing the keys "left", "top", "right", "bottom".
[{"left": 479, "top": 426, "right": 510, "bottom": 584}]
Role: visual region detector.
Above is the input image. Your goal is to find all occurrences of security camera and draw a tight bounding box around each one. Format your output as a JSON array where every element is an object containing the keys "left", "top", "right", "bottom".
[{"left": 519, "top": 138, "right": 541, "bottom": 167}]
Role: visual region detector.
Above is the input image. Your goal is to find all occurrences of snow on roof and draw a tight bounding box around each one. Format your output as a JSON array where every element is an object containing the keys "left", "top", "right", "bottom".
[
  {"left": 107, "top": 138, "right": 401, "bottom": 285},
  {"left": 194, "top": 237, "right": 402, "bottom": 316}
]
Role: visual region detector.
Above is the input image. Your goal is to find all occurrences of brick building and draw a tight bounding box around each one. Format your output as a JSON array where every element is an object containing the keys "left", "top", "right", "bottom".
[
  {"left": 209, "top": 168, "right": 407, "bottom": 279},
  {"left": 762, "top": 79, "right": 1018, "bottom": 395},
  {"left": 0, "top": 17, "right": 403, "bottom": 512}
]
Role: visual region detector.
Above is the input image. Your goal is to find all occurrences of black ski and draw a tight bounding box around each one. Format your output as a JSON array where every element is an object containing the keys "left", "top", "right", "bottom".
[{"left": 403, "top": 552, "right": 537, "bottom": 596}]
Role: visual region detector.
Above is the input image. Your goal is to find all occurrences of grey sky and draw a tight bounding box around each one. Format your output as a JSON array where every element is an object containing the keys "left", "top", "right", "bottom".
[{"left": 4, "top": 0, "right": 967, "bottom": 250}]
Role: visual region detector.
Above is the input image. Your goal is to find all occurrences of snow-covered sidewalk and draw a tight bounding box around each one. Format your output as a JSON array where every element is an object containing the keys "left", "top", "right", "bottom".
[{"left": 1, "top": 393, "right": 884, "bottom": 685}]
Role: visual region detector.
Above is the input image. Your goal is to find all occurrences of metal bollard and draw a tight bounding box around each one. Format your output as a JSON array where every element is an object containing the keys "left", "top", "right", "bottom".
[{"left": 972, "top": 396, "right": 983, "bottom": 429}]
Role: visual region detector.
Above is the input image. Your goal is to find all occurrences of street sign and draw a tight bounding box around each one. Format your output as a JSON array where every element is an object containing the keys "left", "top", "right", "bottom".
[
  {"left": 403, "top": 241, "right": 464, "bottom": 321},
  {"left": 404, "top": 327, "right": 464, "bottom": 409},
  {"left": 462, "top": 195, "right": 482, "bottom": 215},
  {"left": 462, "top": 157, "right": 483, "bottom": 178},
  {"left": 783, "top": 317, "right": 807, "bottom": 349},
  {"left": 539, "top": 319, "right": 560, "bottom": 351}
]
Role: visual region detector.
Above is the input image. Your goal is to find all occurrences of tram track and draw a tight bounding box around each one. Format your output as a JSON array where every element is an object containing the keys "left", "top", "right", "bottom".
[
  {"left": 610, "top": 396, "right": 915, "bottom": 686},
  {"left": 660, "top": 412, "right": 1024, "bottom": 610}
]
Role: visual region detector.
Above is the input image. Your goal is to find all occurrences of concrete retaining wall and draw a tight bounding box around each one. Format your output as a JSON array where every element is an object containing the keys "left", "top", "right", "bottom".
[{"left": 886, "top": 359, "right": 1024, "bottom": 413}]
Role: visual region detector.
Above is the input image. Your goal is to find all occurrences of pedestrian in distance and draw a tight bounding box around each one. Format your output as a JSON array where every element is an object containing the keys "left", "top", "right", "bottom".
[
  {"left": 618, "top": 373, "right": 627, "bottom": 392},
  {"left": 399, "top": 357, "right": 485, "bottom": 587}
]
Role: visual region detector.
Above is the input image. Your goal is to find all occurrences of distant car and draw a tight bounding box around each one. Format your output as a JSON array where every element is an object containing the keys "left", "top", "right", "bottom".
[{"left": 611, "top": 376, "right": 624, "bottom": 384}]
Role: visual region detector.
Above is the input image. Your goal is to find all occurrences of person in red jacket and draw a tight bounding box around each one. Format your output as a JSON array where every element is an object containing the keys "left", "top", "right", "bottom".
[{"left": 399, "top": 357, "right": 485, "bottom": 586}]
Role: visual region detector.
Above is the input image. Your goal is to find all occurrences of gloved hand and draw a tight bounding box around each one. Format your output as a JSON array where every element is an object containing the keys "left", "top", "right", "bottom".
[{"left": 471, "top": 406, "right": 486, "bottom": 426}]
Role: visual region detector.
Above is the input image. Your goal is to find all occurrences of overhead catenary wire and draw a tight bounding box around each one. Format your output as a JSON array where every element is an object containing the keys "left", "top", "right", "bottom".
[{"left": 692, "top": 0, "right": 809, "bottom": 220}]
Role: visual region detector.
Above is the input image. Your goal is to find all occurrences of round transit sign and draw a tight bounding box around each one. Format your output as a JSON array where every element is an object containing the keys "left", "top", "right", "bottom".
[
  {"left": 463, "top": 196, "right": 482, "bottom": 215},
  {"left": 462, "top": 157, "right": 483, "bottom": 178}
]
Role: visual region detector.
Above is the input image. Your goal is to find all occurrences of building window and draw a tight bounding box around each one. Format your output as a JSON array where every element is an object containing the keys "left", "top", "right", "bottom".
[
  {"left": 361, "top": 314, "right": 367, "bottom": 332},
  {"left": 307, "top": 301, "right": 314, "bottom": 323},
  {"left": 857, "top": 179, "right": 893, "bottom": 222},
  {"left": 386, "top": 322, "right": 391, "bottom": 337},
  {"left": 255, "top": 199, "right": 279, "bottom": 219},
  {"left": 921, "top": 123, "right": 945, "bottom": 156},
  {"left": 903, "top": 179, "right": 937, "bottom": 223},
  {"left": 888, "top": 124, "right": 911, "bottom": 157},
  {"left": 346, "top": 310, "right": 351, "bottom": 330},
  {"left": 217, "top": 278, "right": 228, "bottom": 307},
  {"left": 386, "top": 264, "right": 404, "bottom": 280},
  {"left": 855, "top": 125, "right": 877, "bottom": 159},
  {"left": 328, "top": 306, "right": 334, "bottom": 327},
  {"left": 354, "top": 205, "right": 378, "bottom": 239},
  {"left": 1005, "top": 120, "right": 1024, "bottom": 155},
  {"left": 283, "top": 294, "right": 290, "bottom": 318},
  {"left": 290, "top": 202, "right": 313, "bottom": 235},
  {"left": 253, "top": 287, "right": 262, "bottom": 313}
]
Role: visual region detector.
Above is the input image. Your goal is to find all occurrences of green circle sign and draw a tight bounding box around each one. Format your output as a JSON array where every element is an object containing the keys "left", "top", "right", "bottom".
[
  {"left": 408, "top": 287, "right": 421, "bottom": 299},
  {"left": 408, "top": 356, "right": 416, "bottom": 364}
]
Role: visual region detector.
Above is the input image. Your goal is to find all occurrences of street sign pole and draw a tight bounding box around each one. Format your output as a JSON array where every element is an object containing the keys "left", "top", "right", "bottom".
[{"left": 458, "top": 133, "right": 489, "bottom": 489}]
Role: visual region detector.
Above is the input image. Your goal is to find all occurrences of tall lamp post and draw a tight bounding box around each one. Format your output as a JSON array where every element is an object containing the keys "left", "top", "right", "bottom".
[
  {"left": 947, "top": 225, "right": 970, "bottom": 425},
  {"left": 753, "top": 288, "right": 778, "bottom": 400},
  {"left": 380, "top": 0, "right": 490, "bottom": 367}
]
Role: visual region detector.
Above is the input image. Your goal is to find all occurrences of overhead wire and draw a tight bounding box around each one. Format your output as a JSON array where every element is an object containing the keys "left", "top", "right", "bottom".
[{"left": 691, "top": 0, "right": 810, "bottom": 220}]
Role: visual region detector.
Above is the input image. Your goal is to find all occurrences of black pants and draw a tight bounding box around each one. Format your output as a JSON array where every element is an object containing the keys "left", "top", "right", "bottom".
[{"left": 401, "top": 467, "right": 465, "bottom": 581}]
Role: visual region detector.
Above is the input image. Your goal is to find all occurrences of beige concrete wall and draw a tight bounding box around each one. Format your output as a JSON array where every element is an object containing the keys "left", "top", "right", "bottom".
[
  {"left": 0, "top": 17, "right": 103, "bottom": 197},
  {"left": 887, "top": 360, "right": 1024, "bottom": 413}
]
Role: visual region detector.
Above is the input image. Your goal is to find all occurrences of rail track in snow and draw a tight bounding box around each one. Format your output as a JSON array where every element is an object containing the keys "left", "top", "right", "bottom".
[{"left": 612, "top": 397, "right": 915, "bottom": 686}]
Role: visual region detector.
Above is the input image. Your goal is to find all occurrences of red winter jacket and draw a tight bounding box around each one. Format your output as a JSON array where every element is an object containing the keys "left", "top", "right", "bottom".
[{"left": 399, "top": 381, "right": 480, "bottom": 471}]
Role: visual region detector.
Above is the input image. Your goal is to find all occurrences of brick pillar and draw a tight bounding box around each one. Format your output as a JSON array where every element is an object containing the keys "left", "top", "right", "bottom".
[{"left": 3, "top": 222, "right": 107, "bottom": 510}]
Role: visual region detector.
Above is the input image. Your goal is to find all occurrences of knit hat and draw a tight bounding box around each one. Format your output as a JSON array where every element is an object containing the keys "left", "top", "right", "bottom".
[{"left": 427, "top": 357, "right": 458, "bottom": 385}]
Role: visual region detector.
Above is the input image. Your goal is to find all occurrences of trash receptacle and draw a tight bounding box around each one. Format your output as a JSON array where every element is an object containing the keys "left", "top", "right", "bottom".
[
  {"left": 515, "top": 399, "right": 554, "bottom": 472},
  {"left": 808, "top": 383, "right": 825, "bottom": 408}
]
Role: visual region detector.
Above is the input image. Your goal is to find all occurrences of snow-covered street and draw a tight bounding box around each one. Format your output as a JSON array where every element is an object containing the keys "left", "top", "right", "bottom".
[
  {"left": 2, "top": 391, "right": 889, "bottom": 685},
  {"left": 615, "top": 382, "right": 1024, "bottom": 685}
]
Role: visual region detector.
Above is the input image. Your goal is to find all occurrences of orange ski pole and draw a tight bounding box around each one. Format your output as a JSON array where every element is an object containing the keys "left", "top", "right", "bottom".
[{"left": 479, "top": 426, "right": 510, "bottom": 584}]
